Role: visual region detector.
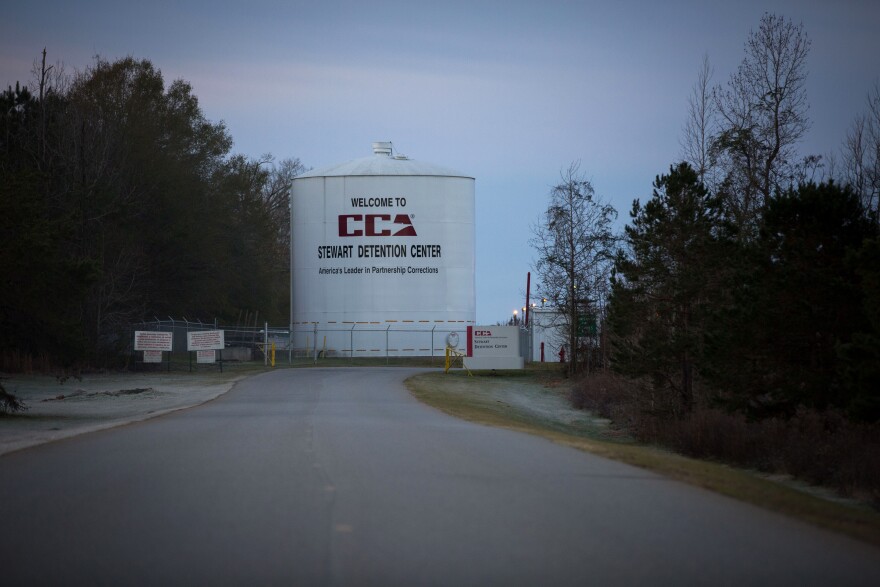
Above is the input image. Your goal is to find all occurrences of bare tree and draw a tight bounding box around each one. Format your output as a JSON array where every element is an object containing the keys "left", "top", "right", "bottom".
[
  {"left": 680, "top": 54, "right": 717, "bottom": 190},
  {"left": 30, "top": 48, "right": 67, "bottom": 165},
  {"left": 531, "top": 163, "right": 617, "bottom": 374},
  {"left": 713, "top": 13, "right": 811, "bottom": 229},
  {"left": 262, "top": 156, "right": 306, "bottom": 256},
  {"left": 867, "top": 84, "right": 880, "bottom": 215},
  {"left": 840, "top": 82, "right": 880, "bottom": 218}
]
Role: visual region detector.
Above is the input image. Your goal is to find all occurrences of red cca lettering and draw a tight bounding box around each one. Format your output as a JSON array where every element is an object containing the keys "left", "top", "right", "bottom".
[
  {"left": 474, "top": 330, "right": 491, "bottom": 336},
  {"left": 338, "top": 214, "right": 417, "bottom": 237}
]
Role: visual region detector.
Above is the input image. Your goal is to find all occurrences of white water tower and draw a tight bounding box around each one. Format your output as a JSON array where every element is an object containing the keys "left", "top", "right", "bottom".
[{"left": 290, "top": 142, "right": 475, "bottom": 356}]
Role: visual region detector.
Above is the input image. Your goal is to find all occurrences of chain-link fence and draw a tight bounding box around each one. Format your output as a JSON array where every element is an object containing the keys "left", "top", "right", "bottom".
[{"left": 127, "top": 319, "right": 472, "bottom": 370}]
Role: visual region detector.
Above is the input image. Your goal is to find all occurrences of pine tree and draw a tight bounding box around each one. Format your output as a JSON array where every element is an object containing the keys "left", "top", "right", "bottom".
[
  {"left": 609, "top": 162, "right": 732, "bottom": 414},
  {"left": 707, "top": 181, "right": 878, "bottom": 416}
]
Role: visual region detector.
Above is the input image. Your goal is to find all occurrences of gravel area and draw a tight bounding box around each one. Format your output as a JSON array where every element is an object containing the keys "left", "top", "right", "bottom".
[{"left": 0, "top": 372, "right": 246, "bottom": 456}]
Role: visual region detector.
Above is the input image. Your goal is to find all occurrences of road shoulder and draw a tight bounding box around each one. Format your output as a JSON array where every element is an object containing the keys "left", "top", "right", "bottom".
[
  {"left": 0, "top": 371, "right": 248, "bottom": 456},
  {"left": 406, "top": 370, "right": 880, "bottom": 549}
]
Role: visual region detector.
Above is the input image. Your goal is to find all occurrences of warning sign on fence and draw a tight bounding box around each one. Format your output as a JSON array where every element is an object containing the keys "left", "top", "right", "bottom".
[
  {"left": 134, "top": 331, "right": 173, "bottom": 351},
  {"left": 143, "top": 350, "right": 163, "bottom": 363},
  {"left": 196, "top": 350, "right": 216, "bottom": 364},
  {"left": 187, "top": 330, "right": 224, "bottom": 351}
]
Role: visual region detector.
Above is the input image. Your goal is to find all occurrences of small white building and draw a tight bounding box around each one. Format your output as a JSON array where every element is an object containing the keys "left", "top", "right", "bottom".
[{"left": 528, "top": 308, "right": 568, "bottom": 363}]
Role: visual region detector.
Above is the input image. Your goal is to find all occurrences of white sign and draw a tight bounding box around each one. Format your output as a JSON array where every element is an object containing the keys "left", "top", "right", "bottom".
[
  {"left": 463, "top": 325, "right": 524, "bottom": 370},
  {"left": 196, "top": 350, "right": 216, "bottom": 364},
  {"left": 187, "top": 330, "right": 225, "bottom": 351},
  {"left": 467, "top": 325, "right": 518, "bottom": 357},
  {"left": 143, "top": 350, "right": 163, "bottom": 363},
  {"left": 134, "top": 331, "right": 173, "bottom": 351}
]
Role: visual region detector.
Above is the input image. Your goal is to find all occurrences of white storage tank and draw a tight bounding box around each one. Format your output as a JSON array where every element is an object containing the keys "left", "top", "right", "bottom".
[{"left": 290, "top": 142, "right": 475, "bottom": 357}]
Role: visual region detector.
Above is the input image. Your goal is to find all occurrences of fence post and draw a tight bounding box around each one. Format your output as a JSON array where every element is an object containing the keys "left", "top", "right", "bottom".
[
  {"left": 386, "top": 325, "right": 391, "bottom": 364},
  {"left": 431, "top": 325, "right": 436, "bottom": 364},
  {"left": 169, "top": 317, "right": 175, "bottom": 368},
  {"left": 350, "top": 324, "right": 356, "bottom": 362},
  {"left": 313, "top": 323, "right": 318, "bottom": 364},
  {"left": 264, "top": 322, "right": 269, "bottom": 367},
  {"left": 184, "top": 318, "right": 193, "bottom": 372}
]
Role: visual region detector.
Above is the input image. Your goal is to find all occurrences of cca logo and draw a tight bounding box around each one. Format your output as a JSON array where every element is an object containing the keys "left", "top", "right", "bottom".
[
  {"left": 474, "top": 330, "right": 492, "bottom": 336},
  {"left": 338, "top": 214, "right": 417, "bottom": 237}
]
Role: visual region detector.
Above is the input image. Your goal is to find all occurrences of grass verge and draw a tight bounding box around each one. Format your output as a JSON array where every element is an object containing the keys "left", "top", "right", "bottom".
[{"left": 405, "top": 369, "right": 880, "bottom": 548}]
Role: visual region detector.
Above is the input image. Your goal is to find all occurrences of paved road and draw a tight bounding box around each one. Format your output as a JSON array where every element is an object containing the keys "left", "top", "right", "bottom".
[{"left": 1, "top": 368, "right": 878, "bottom": 585}]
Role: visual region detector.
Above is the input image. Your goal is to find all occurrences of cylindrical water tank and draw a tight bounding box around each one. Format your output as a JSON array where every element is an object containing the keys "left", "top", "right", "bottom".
[{"left": 290, "top": 143, "right": 475, "bottom": 356}]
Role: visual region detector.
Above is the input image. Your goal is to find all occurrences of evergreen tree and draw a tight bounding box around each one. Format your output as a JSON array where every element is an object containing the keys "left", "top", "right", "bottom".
[
  {"left": 837, "top": 235, "right": 880, "bottom": 421},
  {"left": 707, "top": 181, "right": 878, "bottom": 416},
  {"left": 609, "top": 162, "right": 732, "bottom": 414}
]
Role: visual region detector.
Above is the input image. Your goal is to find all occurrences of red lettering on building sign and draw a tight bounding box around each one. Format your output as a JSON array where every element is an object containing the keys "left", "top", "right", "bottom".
[{"left": 338, "top": 214, "right": 417, "bottom": 237}]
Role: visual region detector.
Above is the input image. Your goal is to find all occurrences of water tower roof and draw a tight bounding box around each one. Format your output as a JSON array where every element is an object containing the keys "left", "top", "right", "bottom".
[{"left": 298, "top": 143, "right": 472, "bottom": 179}]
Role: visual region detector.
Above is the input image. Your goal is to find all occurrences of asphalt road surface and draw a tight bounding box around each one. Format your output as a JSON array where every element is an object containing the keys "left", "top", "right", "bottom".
[{"left": 2, "top": 368, "right": 878, "bottom": 585}]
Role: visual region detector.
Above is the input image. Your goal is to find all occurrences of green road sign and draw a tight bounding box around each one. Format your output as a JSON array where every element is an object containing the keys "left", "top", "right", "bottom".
[{"left": 577, "top": 314, "right": 597, "bottom": 336}]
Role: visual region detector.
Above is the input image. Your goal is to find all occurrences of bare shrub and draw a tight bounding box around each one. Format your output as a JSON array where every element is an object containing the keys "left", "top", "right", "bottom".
[
  {"left": 777, "top": 410, "right": 880, "bottom": 502},
  {"left": 637, "top": 407, "right": 880, "bottom": 503},
  {"left": 1, "top": 350, "right": 55, "bottom": 373},
  {"left": 0, "top": 381, "right": 28, "bottom": 415},
  {"left": 570, "top": 372, "right": 638, "bottom": 420},
  {"left": 570, "top": 374, "right": 880, "bottom": 502}
]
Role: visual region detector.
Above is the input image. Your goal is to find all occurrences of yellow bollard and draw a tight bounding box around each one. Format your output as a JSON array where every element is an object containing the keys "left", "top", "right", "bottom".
[{"left": 445, "top": 346, "right": 472, "bottom": 376}]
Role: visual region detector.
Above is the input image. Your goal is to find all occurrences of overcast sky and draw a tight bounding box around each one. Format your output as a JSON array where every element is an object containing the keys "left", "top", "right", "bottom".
[{"left": 3, "top": 0, "right": 879, "bottom": 324}]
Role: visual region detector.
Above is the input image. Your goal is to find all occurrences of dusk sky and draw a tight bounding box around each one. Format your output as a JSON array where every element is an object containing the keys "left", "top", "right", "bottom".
[{"left": 3, "top": 0, "right": 878, "bottom": 324}]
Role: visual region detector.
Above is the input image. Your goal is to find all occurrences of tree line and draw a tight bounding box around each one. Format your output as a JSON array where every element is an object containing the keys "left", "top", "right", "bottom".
[
  {"left": 1, "top": 52, "right": 302, "bottom": 368},
  {"left": 533, "top": 14, "right": 880, "bottom": 423}
]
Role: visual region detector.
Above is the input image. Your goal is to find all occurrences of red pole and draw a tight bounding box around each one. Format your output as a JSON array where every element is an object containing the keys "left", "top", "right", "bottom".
[{"left": 525, "top": 272, "right": 531, "bottom": 327}]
